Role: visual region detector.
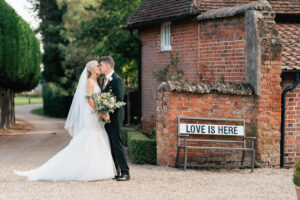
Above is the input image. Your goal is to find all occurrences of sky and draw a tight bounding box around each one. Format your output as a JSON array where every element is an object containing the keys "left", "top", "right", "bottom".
[{"left": 5, "top": 0, "right": 40, "bottom": 29}]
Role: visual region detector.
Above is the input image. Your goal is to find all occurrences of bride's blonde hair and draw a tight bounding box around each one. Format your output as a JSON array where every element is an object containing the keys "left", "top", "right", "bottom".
[{"left": 86, "top": 60, "right": 98, "bottom": 78}]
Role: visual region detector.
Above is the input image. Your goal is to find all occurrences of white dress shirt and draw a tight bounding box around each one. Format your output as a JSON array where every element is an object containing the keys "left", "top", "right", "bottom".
[{"left": 104, "top": 71, "right": 114, "bottom": 88}]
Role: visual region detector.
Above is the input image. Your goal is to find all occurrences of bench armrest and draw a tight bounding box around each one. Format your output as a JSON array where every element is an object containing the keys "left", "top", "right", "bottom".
[
  {"left": 245, "top": 137, "right": 256, "bottom": 140},
  {"left": 180, "top": 134, "right": 189, "bottom": 137}
]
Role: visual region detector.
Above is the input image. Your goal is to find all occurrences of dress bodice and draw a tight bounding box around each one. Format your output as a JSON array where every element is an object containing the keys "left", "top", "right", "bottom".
[{"left": 94, "top": 82, "right": 101, "bottom": 94}]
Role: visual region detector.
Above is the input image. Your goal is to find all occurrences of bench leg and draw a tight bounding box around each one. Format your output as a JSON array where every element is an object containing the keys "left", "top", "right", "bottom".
[
  {"left": 251, "top": 149, "right": 255, "bottom": 173},
  {"left": 184, "top": 147, "right": 188, "bottom": 171},
  {"left": 251, "top": 139, "right": 255, "bottom": 173},
  {"left": 175, "top": 147, "right": 180, "bottom": 168},
  {"left": 241, "top": 151, "right": 245, "bottom": 166}
]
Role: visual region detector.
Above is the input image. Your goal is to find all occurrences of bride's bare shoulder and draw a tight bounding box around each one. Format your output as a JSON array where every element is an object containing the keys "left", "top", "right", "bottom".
[{"left": 86, "top": 79, "right": 95, "bottom": 88}]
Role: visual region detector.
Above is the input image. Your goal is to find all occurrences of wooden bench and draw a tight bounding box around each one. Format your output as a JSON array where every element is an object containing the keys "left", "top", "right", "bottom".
[{"left": 175, "top": 117, "right": 256, "bottom": 172}]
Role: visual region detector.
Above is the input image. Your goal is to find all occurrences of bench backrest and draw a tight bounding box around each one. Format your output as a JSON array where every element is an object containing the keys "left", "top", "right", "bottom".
[{"left": 178, "top": 117, "right": 245, "bottom": 137}]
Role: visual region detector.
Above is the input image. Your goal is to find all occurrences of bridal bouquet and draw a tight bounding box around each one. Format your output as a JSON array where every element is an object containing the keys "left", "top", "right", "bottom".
[{"left": 88, "top": 91, "right": 126, "bottom": 126}]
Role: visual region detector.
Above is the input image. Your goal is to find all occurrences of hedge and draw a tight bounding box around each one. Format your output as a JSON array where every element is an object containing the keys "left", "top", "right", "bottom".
[
  {"left": 121, "top": 126, "right": 137, "bottom": 146},
  {"left": 42, "top": 82, "right": 73, "bottom": 118},
  {"left": 0, "top": 0, "right": 41, "bottom": 92},
  {"left": 128, "top": 131, "right": 156, "bottom": 165}
]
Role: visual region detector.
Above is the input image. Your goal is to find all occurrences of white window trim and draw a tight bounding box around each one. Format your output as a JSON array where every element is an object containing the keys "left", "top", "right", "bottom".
[{"left": 160, "top": 22, "right": 172, "bottom": 51}]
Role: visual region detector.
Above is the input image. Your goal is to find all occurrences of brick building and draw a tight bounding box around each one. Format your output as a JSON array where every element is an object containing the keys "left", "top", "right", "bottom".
[{"left": 126, "top": 0, "right": 300, "bottom": 167}]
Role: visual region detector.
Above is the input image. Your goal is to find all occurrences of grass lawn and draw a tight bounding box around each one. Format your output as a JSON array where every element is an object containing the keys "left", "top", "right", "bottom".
[
  {"left": 31, "top": 107, "right": 65, "bottom": 119},
  {"left": 14, "top": 96, "right": 43, "bottom": 105},
  {"left": 31, "top": 107, "right": 44, "bottom": 116}
]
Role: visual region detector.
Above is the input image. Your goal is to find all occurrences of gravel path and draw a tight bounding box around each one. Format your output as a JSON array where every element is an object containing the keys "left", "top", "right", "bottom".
[{"left": 0, "top": 104, "right": 296, "bottom": 200}]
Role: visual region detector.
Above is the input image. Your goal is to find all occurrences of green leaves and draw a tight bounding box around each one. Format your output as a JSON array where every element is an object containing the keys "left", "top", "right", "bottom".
[
  {"left": 0, "top": 0, "right": 41, "bottom": 92},
  {"left": 128, "top": 130, "right": 157, "bottom": 165},
  {"left": 294, "top": 160, "right": 300, "bottom": 186},
  {"left": 153, "top": 52, "right": 187, "bottom": 84},
  {"left": 62, "top": 0, "right": 141, "bottom": 91}
]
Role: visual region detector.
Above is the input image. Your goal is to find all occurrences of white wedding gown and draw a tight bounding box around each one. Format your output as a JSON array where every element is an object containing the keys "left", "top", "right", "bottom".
[{"left": 14, "top": 84, "right": 117, "bottom": 181}]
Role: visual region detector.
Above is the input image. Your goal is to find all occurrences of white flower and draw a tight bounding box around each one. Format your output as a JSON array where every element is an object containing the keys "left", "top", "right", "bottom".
[
  {"left": 108, "top": 77, "right": 113, "bottom": 82},
  {"left": 110, "top": 97, "right": 116, "bottom": 103}
]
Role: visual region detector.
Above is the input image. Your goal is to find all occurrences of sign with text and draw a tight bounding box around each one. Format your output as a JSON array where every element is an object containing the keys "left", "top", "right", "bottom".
[{"left": 179, "top": 123, "right": 244, "bottom": 136}]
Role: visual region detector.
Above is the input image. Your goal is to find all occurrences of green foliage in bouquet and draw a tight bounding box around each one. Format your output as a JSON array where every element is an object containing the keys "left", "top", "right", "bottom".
[
  {"left": 90, "top": 91, "right": 126, "bottom": 126},
  {"left": 294, "top": 160, "right": 300, "bottom": 186},
  {"left": 128, "top": 131, "right": 156, "bottom": 165},
  {"left": 92, "top": 91, "right": 126, "bottom": 114}
]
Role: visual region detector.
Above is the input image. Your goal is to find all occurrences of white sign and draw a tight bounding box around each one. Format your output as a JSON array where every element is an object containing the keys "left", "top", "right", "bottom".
[{"left": 179, "top": 123, "right": 244, "bottom": 136}]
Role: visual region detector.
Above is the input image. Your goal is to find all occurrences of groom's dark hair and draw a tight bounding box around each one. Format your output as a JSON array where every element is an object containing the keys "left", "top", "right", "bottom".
[{"left": 99, "top": 56, "right": 115, "bottom": 68}]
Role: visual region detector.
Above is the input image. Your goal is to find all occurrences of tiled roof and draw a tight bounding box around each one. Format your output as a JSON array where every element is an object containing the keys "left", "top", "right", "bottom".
[
  {"left": 197, "top": 0, "right": 272, "bottom": 21},
  {"left": 127, "top": 0, "right": 300, "bottom": 28},
  {"left": 277, "top": 23, "right": 300, "bottom": 71},
  {"left": 158, "top": 81, "right": 254, "bottom": 95},
  {"left": 127, "top": 0, "right": 199, "bottom": 28},
  {"left": 196, "top": 0, "right": 300, "bottom": 14}
]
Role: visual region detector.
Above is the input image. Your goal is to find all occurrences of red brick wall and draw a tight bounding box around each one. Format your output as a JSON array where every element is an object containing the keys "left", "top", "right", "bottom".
[
  {"left": 282, "top": 74, "right": 300, "bottom": 165},
  {"left": 198, "top": 16, "right": 246, "bottom": 83},
  {"left": 154, "top": 8, "right": 283, "bottom": 166},
  {"left": 138, "top": 4, "right": 284, "bottom": 165},
  {"left": 139, "top": 16, "right": 247, "bottom": 129},
  {"left": 139, "top": 19, "right": 198, "bottom": 129},
  {"left": 255, "top": 60, "right": 282, "bottom": 166},
  {"left": 254, "top": 9, "right": 282, "bottom": 166},
  {"left": 156, "top": 91, "right": 256, "bottom": 166}
]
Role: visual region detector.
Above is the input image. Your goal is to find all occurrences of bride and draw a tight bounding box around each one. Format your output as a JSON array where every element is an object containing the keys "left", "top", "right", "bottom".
[{"left": 14, "top": 61, "right": 117, "bottom": 181}]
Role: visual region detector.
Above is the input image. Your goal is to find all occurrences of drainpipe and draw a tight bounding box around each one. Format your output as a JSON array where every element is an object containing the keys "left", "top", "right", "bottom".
[
  {"left": 281, "top": 72, "right": 300, "bottom": 168},
  {"left": 129, "top": 29, "right": 142, "bottom": 124}
]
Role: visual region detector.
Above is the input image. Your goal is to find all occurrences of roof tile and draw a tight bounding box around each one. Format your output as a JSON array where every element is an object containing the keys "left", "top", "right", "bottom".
[
  {"left": 127, "top": 0, "right": 300, "bottom": 28},
  {"left": 277, "top": 23, "right": 300, "bottom": 71},
  {"left": 158, "top": 81, "right": 255, "bottom": 95}
]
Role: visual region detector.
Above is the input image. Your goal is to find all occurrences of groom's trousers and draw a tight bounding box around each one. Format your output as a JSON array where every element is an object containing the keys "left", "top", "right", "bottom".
[{"left": 105, "top": 121, "right": 129, "bottom": 175}]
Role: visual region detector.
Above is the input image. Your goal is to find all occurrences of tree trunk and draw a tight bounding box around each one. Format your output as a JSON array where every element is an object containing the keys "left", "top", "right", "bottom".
[{"left": 0, "top": 87, "right": 15, "bottom": 130}]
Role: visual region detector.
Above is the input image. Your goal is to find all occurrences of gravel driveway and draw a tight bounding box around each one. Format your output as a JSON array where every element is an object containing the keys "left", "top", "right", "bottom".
[{"left": 0, "top": 104, "right": 296, "bottom": 200}]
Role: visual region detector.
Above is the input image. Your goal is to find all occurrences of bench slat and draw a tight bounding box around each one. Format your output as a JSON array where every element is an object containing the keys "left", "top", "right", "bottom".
[
  {"left": 179, "top": 139, "right": 245, "bottom": 143},
  {"left": 179, "top": 146, "right": 254, "bottom": 151}
]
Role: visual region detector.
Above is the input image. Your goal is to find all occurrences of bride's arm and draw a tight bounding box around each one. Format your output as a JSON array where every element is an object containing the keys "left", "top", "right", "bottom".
[{"left": 86, "top": 79, "right": 96, "bottom": 110}]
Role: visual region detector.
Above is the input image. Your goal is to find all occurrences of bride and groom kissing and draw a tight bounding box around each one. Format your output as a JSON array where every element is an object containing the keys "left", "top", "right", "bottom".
[{"left": 14, "top": 56, "right": 130, "bottom": 182}]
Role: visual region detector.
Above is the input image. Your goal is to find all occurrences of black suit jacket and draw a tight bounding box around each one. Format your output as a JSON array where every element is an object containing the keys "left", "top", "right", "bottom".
[{"left": 101, "top": 72, "right": 124, "bottom": 124}]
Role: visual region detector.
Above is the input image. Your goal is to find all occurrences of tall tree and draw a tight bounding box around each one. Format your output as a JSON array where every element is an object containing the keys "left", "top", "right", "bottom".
[
  {"left": 28, "top": 0, "right": 73, "bottom": 117},
  {"left": 27, "top": 0, "right": 142, "bottom": 118},
  {"left": 59, "top": 0, "right": 141, "bottom": 91},
  {"left": 80, "top": 0, "right": 141, "bottom": 89},
  {"left": 0, "top": 0, "right": 41, "bottom": 129}
]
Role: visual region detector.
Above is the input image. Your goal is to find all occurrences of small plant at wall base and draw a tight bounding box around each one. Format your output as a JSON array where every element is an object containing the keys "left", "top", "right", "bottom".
[
  {"left": 153, "top": 52, "right": 187, "bottom": 84},
  {"left": 294, "top": 160, "right": 300, "bottom": 186},
  {"left": 218, "top": 74, "right": 225, "bottom": 83},
  {"left": 293, "top": 160, "right": 300, "bottom": 200}
]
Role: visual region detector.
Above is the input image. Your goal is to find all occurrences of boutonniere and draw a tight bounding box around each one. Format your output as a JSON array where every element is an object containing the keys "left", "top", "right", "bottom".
[{"left": 108, "top": 77, "right": 113, "bottom": 82}]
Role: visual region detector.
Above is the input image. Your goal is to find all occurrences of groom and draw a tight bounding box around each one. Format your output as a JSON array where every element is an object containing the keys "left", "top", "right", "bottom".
[{"left": 98, "top": 56, "right": 130, "bottom": 181}]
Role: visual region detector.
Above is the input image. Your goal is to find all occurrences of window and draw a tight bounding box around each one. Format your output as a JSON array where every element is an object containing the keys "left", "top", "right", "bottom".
[{"left": 161, "top": 22, "right": 172, "bottom": 51}]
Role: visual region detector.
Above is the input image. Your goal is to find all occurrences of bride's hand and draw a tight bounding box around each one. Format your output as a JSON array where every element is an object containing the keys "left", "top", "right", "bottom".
[{"left": 101, "top": 113, "right": 110, "bottom": 121}]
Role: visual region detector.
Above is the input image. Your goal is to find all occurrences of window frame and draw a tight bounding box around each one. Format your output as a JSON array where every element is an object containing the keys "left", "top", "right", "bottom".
[{"left": 160, "top": 22, "right": 172, "bottom": 51}]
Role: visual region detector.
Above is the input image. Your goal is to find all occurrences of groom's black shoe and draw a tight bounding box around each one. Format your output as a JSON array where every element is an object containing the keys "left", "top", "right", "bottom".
[
  {"left": 113, "top": 175, "right": 122, "bottom": 180},
  {"left": 116, "top": 174, "right": 130, "bottom": 181}
]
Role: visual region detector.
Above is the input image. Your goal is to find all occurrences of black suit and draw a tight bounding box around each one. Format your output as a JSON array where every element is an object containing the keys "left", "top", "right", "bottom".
[{"left": 102, "top": 72, "right": 129, "bottom": 176}]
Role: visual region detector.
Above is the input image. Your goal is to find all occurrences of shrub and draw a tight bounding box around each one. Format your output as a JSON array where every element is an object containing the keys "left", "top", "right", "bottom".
[
  {"left": 142, "top": 129, "right": 157, "bottom": 139},
  {"left": 128, "top": 131, "right": 156, "bottom": 165},
  {"left": 121, "top": 126, "right": 136, "bottom": 146},
  {"left": 294, "top": 160, "right": 300, "bottom": 186},
  {"left": 42, "top": 82, "right": 73, "bottom": 118},
  {"left": 0, "top": 0, "right": 41, "bottom": 92}
]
